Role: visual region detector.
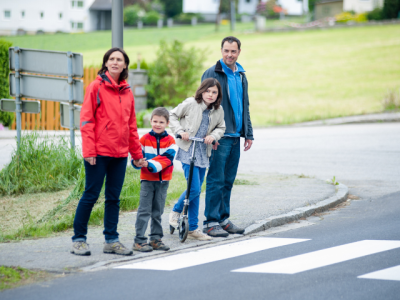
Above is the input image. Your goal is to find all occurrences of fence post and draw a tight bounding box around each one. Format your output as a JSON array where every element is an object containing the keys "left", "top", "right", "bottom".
[
  {"left": 14, "top": 47, "right": 22, "bottom": 151},
  {"left": 67, "top": 51, "right": 75, "bottom": 149}
]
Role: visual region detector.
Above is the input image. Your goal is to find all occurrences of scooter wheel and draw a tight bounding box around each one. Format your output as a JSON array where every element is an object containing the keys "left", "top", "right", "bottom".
[
  {"left": 178, "top": 216, "right": 189, "bottom": 243},
  {"left": 170, "top": 225, "right": 175, "bottom": 234}
]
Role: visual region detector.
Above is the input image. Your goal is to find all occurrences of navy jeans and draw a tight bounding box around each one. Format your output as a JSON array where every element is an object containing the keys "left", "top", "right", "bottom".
[
  {"left": 204, "top": 137, "right": 240, "bottom": 226},
  {"left": 173, "top": 163, "right": 206, "bottom": 231},
  {"left": 72, "top": 156, "right": 127, "bottom": 243}
]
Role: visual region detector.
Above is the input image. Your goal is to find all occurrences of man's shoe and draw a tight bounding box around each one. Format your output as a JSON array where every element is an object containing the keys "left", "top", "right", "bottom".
[
  {"left": 203, "top": 225, "right": 229, "bottom": 237},
  {"left": 169, "top": 211, "right": 180, "bottom": 227},
  {"left": 150, "top": 239, "right": 170, "bottom": 251},
  {"left": 220, "top": 220, "right": 245, "bottom": 234},
  {"left": 103, "top": 242, "right": 133, "bottom": 256},
  {"left": 133, "top": 243, "right": 153, "bottom": 252},
  {"left": 188, "top": 229, "right": 212, "bottom": 241},
  {"left": 71, "top": 241, "right": 91, "bottom": 256}
]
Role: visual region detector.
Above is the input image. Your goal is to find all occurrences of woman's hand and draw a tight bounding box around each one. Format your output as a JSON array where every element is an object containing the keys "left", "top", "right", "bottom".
[
  {"left": 84, "top": 157, "right": 96, "bottom": 165},
  {"left": 180, "top": 132, "right": 190, "bottom": 141},
  {"left": 204, "top": 135, "right": 215, "bottom": 145}
]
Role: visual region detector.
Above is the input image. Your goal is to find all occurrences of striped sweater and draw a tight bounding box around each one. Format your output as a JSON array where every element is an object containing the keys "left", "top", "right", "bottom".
[{"left": 132, "top": 130, "right": 178, "bottom": 181}]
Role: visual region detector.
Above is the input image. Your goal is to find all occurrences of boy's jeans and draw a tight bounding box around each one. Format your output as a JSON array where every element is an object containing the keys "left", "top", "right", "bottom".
[
  {"left": 173, "top": 163, "right": 206, "bottom": 231},
  {"left": 72, "top": 156, "right": 127, "bottom": 243},
  {"left": 135, "top": 181, "right": 169, "bottom": 244},
  {"left": 204, "top": 137, "right": 240, "bottom": 226}
]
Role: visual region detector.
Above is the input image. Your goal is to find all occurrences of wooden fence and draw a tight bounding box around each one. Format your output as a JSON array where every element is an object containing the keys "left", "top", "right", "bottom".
[{"left": 10, "top": 67, "right": 100, "bottom": 130}]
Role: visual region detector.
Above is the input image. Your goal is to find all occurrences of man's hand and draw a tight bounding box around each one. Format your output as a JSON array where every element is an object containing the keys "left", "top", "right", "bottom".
[
  {"left": 244, "top": 139, "right": 253, "bottom": 151},
  {"left": 180, "top": 132, "right": 190, "bottom": 141},
  {"left": 84, "top": 157, "right": 96, "bottom": 165},
  {"left": 212, "top": 140, "right": 220, "bottom": 150},
  {"left": 204, "top": 135, "right": 215, "bottom": 145}
]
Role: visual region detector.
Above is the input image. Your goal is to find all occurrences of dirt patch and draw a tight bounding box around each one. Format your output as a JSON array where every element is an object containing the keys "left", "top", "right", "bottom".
[{"left": 0, "top": 188, "right": 73, "bottom": 236}]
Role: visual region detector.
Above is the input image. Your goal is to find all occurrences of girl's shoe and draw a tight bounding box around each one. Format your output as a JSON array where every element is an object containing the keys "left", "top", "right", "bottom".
[
  {"left": 169, "top": 211, "right": 180, "bottom": 227},
  {"left": 188, "top": 229, "right": 212, "bottom": 241}
]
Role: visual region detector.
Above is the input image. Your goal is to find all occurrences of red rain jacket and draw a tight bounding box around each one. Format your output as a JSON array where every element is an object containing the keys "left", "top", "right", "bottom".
[{"left": 80, "top": 71, "right": 143, "bottom": 160}]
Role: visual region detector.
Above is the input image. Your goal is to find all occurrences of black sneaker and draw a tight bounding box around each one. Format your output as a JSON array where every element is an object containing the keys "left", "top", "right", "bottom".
[
  {"left": 203, "top": 225, "right": 229, "bottom": 237},
  {"left": 220, "top": 220, "right": 245, "bottom": 234}
]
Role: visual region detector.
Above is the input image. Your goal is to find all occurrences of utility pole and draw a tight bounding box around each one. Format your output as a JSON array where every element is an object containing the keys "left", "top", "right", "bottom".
[
  {"left": 112, "top": 0, "right": 124, "bottom": 48},
  {"left": 230, "top": 0, "right": 236, "bottom": 31}
]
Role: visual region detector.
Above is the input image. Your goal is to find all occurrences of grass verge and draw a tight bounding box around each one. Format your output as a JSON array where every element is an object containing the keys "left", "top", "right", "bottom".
[{"left": 0, "top": 266, "right": 55, "bottom": 291}]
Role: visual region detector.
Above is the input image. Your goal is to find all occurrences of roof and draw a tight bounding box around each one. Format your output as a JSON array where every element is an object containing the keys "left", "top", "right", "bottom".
[
  {"left": 89, "top": 0, "right": 112, "bottom": 11},
  {"left": 315, "top": 0, "right": 343, "bottom": 4}
]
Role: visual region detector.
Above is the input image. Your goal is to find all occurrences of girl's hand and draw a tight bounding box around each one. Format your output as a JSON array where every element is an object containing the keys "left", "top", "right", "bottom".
[
  {"left": 180, "top": 132, "right": 190, "bottom": 141},
  {"left": 204, "top": 135, "right": 215, "bottom": 145},
  {"left": 84, "top": 157, "right": 96, "bottom": 165}
]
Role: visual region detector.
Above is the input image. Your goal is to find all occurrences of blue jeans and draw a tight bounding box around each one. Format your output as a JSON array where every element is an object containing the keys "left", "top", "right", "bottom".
[
  {"left": 204, "top": 137, "right": 240, "bottom": 226},
  {"left": 173, "top": 163, "right": 206, "bottom": 231},
  {"left": 72, "top": 156, "right": 127, "bottom": 243}
]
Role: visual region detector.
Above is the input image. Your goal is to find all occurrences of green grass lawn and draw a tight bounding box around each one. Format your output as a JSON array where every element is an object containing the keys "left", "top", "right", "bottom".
[{"left": 4, "top": 23, "right": 400, "bottom": 125}]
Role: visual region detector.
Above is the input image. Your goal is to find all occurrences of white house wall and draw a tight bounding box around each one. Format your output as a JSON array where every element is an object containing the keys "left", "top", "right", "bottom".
[
  {"left": 183, "top": 0, "right": 219, "bottom": 14},
  {"left": 238, "top": 0, "right": 258, "bottom": 14},
  {"left": 0, "top": 0, "right": 97, "bottom": 35},
  {"left": 278, "top": 0, "right": 308, "bottom": 15},
  {"left": 343, "top": 0, "right": 383, "bottom": 13}
]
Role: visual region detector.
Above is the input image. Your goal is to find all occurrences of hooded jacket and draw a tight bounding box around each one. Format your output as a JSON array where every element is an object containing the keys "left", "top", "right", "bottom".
[{"left": 80, "top": 71, "right": 143, "bottom": 160}]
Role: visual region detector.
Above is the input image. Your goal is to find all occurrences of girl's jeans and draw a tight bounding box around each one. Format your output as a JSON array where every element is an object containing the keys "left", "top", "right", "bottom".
[
  {"left": 72, "top": 156, "right": 127, "bottom": 243},
  {"left": 173, "top": 163, "right": 206, "bottom": 231}
]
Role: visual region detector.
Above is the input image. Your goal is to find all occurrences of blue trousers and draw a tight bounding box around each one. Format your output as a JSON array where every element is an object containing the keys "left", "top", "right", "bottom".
[
  {"left": 173, "top": 163, "right": 206, "bottom": 231},
  {"left": 72, "top": 156, "right": 127, "bottom": 243},
  {"left": 204, "top": 137, "right": 240, "bottom": 226}
]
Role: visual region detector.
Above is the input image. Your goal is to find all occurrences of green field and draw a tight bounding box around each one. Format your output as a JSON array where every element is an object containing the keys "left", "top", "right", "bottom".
[{"left": 4, "top": 23, "right": 400, "bottom": 125}]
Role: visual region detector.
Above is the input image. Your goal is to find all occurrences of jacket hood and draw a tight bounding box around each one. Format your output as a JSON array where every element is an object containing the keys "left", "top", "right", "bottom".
[{"left": 97, "top": 71, "right": 130, "bottom": 90}]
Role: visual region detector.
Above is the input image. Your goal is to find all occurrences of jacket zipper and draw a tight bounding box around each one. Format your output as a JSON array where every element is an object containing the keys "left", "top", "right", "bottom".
[
  {"left": 118, "top": 90, "right": 122, "bottom": 157},
  {"left": 156, "top": 136, "right": 163, "bottom": 182}
]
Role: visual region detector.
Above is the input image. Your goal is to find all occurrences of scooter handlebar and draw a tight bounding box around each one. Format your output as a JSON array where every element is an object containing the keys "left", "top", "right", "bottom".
[{"left": 175, "top": 134, "right": 216, "bottom": 145}]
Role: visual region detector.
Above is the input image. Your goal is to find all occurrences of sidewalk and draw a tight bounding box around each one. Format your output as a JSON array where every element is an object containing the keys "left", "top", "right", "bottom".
[{"left": 0, "top": 172, "right": 347, "bottom": 273}]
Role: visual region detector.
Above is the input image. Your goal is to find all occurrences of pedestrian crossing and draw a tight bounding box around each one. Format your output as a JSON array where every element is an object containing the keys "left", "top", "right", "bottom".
[{"left": 115, "top": 237, "right": 400, "bottom": 282}]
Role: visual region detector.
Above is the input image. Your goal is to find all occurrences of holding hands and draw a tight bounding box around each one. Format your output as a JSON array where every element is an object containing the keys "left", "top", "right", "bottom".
[{"left": 133, "top": 158, "right": 148, "bottom": 168}]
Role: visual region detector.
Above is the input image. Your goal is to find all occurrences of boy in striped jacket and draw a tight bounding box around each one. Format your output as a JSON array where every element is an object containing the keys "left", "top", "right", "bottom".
[{"left": 132, "top": 107, "right": 178, "bottom": 252}]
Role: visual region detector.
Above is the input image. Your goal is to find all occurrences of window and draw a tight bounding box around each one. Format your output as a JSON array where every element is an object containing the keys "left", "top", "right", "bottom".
[
  {"left": 77, "top": 22, "right": 83, "bottom": 29},
  {"left": 59, "top": 13, "right": 63, "bottom": 19},
  {"left": 71, "top": 1, "right": 84, "bottom": 8},
  {"left": 71, "top": 21, "right": 84, "bottom": 29},
  {"left": 4, "top": 10, "right": 11, "bottom": 18},
  {"left": 40, "top": 12, "right": 44, "bottom": 19},
  {"left": 21, "top": 11, "right": 25, "bottom": 18},
  {"left": 77, "top": 1, "right": 84, "bottom": 7}
]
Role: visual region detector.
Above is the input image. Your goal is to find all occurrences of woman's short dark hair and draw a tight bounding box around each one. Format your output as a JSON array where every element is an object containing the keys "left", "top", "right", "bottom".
[
  {"left": 98, "top": 47, "right": 130, "bottom": 81},
  {"left": 194, "top": 78, "right": 223, "bottom": 110}
]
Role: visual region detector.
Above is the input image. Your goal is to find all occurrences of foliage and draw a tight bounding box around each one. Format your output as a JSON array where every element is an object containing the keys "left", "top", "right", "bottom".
[
  {"left": 174, "top": 13, "right": 204, "bottom": 24},
  {"left": 367, "top": 8, "right": 384, "bottom": 20},
  {"left": 160, "top": 0, "right": 182, "bottom": 18},
  {"left": 327, "top": 176, "right": 339, "bottom": 186},
  {"left": 0, "top": 39, "right": 14, "bottom": 127},
  {"left": 257, "top": 0, "right": 282, "bottom": 19},
  {"left": 0, "top": 133, "right": 82, "bottom": 195},
  {"left": 124, "top": 4, "right": 143, "bottom": 26},
  {"left": 0, "top": 266, "right": 34, "bottom": 290},
  {"left": 135, "top": 108, "right": 153, "bottom": 128},
  {"left": 143, "top": 10, "right": 160, "bottom": 25},
  {"left": 383, "top": 0, "right": 400, "bottom": 19},
  {"left": 335, "top": 12, "right": 368, "bottom": 23},
  {"left": 146, "top": 40, "right": 206, "bottom": 107},
  {"left": 383, "top": 88, "right": 400, "bottom": 110},
  {"left": 129, "top": 58, "right": 149, "bottom": 70}
]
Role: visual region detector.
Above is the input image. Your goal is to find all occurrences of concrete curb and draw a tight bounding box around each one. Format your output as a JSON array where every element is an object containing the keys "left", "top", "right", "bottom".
[{"left": 244, "top": 183, "right": 348, "bottom": 235}]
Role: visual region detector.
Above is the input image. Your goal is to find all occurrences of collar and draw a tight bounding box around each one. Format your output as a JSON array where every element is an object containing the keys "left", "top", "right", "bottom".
[
  {"left": 99, "top": 71, "right": 129, "bottom": 89},
  {"left": 149, "top": 129, "right": 168, "bottom": 138},
  {"left": 219, "top": 59, "right": 245, "bottom": 74}
]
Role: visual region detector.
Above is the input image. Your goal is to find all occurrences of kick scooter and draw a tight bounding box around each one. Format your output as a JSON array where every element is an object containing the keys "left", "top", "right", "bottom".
[{"left": 170, "top": 134, "right": 215, "bottom": 243}]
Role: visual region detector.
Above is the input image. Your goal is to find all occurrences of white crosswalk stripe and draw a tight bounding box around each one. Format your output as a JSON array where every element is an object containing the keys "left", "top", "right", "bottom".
[
  {"left": 232, "top": 240, "right": 400, "bottom": 274},
  {"left": 358, "top": 265, "right": 400, "bottom": 281},
  {"left": 115, "top": 237, "right": 308, "bottom": 271}
]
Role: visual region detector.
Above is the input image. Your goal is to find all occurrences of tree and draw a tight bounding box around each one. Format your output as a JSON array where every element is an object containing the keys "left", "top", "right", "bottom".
[
  {"left": 159, "top": 0, "right": 182, "bottom": 18},
  {"left": 383, "top": 0, "right": 400, "bottom": 19}
]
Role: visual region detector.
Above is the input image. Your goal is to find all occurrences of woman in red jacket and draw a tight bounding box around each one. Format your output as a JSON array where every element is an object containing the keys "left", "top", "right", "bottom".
[{"left": 71, "top": 48, "right": 144, "bottom": 256}]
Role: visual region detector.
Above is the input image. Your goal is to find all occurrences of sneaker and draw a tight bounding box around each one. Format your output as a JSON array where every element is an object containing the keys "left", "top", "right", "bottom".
[
  {"left": 71, "top": 241, "right": 91, "bottom": 256},
  {"left": 169, "top": 211, "right": 180, "bottom": 227},
  {"left": 220, "top": 220, "right": 245, "bottom": 234},
  {"left": 149, "top": 239, "right": 170, "bottom": 251},
  {"left": 203, "top": 225, "right": 229, "bottom": 237},
  {"left": 133, "top": 243, "right": 153, "bottom": 252},
  {"left": 188, "top": 229, "right": 212, "bottom": 241},
  {"left": 103, "top": 242, "right": 133, "bottom": 256}
]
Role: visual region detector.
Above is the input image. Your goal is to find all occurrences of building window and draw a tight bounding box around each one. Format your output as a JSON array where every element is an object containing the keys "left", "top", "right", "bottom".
[
  {"left": 4, "top": 10, "right": 11, "bottom": 18},
  {"left": 71, "top": 1, "right": 84, "bottom": 8},
  {"left": 40, "top": 12, "right": 44, "bottom": 19},
  {"left": 59, "top": 13, "right": 63, "bottom": 19},
  {"left": 21, "top": 11, "right": 25, "bottom": 18},
  {"left": 71, "top": 21, "right": 84, "bottom": 29},
  {"left": 77, "top": 22, "right": 83, "bottom": 29},
  {"left": 77, "top": 1, "right": 84, "bottom": 7}
]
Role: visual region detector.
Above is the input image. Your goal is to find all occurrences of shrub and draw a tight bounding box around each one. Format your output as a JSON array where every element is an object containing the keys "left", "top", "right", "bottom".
[
  {"left": 124, "top": 5, "right": 142, "bottom": 26},
  {"left": 383, "top": 0, "right": 400, "bottom": 19},
  {"left": 129, "top": 59, "right": 149, "bottom": 70},
  {"left": 146, "top": 40, "right": 206, "bottom": 107},
  {"left": 335, "top": 12, "right": 368, "bottom": 23},
  {"left": 383, "top": 88, "right": 400, "bottom": 110},
  {"left": 143, "top": 10, "right": 160, "bottom": 25},
  {"left": 174, "top": 13, "right": 204, "bottom": 24},
  {"left": 367, "top": 8, "right": 384, "bottom": 20},
  {"left": 0, "top": 39, "right": 14, "bottom": 127}
]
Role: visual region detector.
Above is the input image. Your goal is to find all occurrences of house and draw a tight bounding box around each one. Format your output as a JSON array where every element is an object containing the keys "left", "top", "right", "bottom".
[
  {"left": 183, "top": 0, "right": 308, "bottom": 20},
  {"left": 0, "top": 0, "right": 112, "bottom": 35},
  {"left": 314, "top": 0, "right": 384, "bottom": 19}
]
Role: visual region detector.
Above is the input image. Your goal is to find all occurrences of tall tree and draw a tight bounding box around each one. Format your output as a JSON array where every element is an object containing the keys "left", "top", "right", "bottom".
[{"left": 160, "top": 0, "right": 182, "bottom": 18}]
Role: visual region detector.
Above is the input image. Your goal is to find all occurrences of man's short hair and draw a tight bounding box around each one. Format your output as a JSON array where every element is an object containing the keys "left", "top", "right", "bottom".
[
  {"left": 221, "top": 36, "right": 241, "bottom": 50},
  {"left": 151, "top": 107, "right": 169, "bottom": 122}
]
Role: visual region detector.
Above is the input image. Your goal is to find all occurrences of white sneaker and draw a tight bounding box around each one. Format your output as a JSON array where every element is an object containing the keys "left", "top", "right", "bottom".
[
  {"left": 169, "top": 211, "right": 180, "bottom": 227},
  {"left": 188, "top": 229, "right": 212, "bottom": 241}
]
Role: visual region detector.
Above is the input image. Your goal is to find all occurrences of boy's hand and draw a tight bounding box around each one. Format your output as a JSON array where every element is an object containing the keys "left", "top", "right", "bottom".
[
  {"left": 180, "top": 132, "right": 189, "bottom": 141},
  {"left": 204, "top": 135, "right": 215, "bottom": 145},
  {"left": 133, "top": 158, "right": 147, "bottom": 167}
]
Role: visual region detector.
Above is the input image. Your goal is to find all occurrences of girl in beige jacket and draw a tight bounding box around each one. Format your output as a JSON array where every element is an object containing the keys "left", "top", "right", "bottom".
[{"left": 168, "top": 78, "right": 226, "bottom": 240}]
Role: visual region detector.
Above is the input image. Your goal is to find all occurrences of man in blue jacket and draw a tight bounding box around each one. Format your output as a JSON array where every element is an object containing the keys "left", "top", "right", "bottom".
[{"left": 202, "top": 36, "right": 254, "bottom": 237}]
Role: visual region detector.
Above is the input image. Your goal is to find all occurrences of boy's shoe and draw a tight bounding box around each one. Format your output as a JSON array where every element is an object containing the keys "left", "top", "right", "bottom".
[
  {"left": 188, "top": 229, "right": 212, "bottom": 241},
  {"left": 71, "top": 241, "right": 91, "bottom": 256},
  {"left": 150, "top": 239, "right": 170, "bottom": 251},
  {"left": 220, "top": 220, "right": 245, "bottom": 234},
  {"left": 133, "top": 243, "right": 153, "bottom": 252},
  {"left": 103, "top": 242, "right": 133, "bottom": 256},
  {"left": 203, "top": 225, "right": 229, "bottom": 237},
  {"left": 169, "top": 211, "right": 180, "bottom": 227}
]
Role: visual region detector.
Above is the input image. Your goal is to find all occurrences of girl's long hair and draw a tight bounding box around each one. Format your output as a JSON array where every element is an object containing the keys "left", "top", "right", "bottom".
[
  {"left": 194, "top": 78, "right": 223, "bottom": 110},
  {"left": 98, "top": 47, "right": 130, "bottom": 82}
]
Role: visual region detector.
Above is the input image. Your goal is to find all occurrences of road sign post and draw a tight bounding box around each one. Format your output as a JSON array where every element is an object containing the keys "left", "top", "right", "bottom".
[{"left": 14, "top": 47, "right": 22, "bottom": 147}]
